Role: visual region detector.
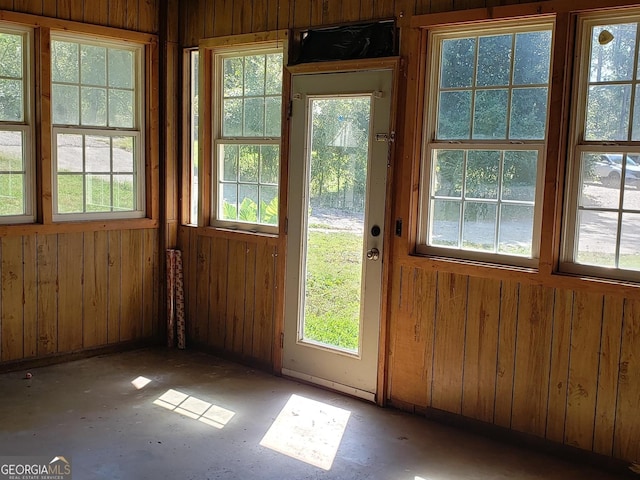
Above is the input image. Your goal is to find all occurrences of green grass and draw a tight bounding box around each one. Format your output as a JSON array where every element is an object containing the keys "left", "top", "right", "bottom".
[{"left": 303, "top": 230, "right": 363, "bottom": 351}]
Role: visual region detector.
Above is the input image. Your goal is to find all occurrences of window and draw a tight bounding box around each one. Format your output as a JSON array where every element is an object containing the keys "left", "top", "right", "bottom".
[
  {"left": 0, "top": 25, "right": 33, "bottom": 223},
  {"left": 563, "top": 12, "right": 640, "bottom": 279},
  {"left": 213, "top": 47, "right": 283, "bottom": 231},
  {"left": 189, "top": 50, "right": 199, "bottom": 225},
  {"left": 418, "top": 21, "right": 553, "bottom": 265},
  {"left": 51, "top": 35, "right": 144, "bottom": 220}
]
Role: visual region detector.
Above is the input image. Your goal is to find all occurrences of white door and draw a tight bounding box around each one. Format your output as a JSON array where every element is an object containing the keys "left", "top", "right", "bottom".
[{"left": 283, "top": 69, "right": 393, "bottom": 401}]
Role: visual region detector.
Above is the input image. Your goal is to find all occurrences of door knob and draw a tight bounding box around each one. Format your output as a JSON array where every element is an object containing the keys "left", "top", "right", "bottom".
[{"left": 366, "top": 248, "right": 380, "bottom": 261}]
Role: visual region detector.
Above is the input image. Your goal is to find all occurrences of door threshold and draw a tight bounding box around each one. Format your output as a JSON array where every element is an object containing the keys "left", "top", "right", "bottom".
[{"left": 282, "top": 368, "right": 376, "bottom": 403}]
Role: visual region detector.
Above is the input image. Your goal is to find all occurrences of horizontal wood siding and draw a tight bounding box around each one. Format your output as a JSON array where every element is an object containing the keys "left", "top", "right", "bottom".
[
  {"left": 0, "top": 230, "right": 160, "bottom": 362},
  {"left": 178, "top": 227, "right": 276, "bottom": 368},
  {"left": 387, "top": 266, "right": 640, "bottom": 463}
]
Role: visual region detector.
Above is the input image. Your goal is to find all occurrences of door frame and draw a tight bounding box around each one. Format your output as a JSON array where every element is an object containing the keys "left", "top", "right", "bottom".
[{"left": 274, "top": 58, "right": 400, "bottom": 406}]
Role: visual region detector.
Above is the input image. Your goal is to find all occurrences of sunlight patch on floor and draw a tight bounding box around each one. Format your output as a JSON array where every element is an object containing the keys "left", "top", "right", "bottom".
[
  {"left": 153, "top": 389, "right": 235, "bottom": 428},
  {"left": 131, "top": 376, "right": 152, "bottom": 389},
  {"left": 259, "top": 394, "right": 351, "bottom": 470}
]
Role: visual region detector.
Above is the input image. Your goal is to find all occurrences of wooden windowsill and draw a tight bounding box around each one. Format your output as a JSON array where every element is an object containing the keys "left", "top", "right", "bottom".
[{"left": 0, "top": 217, "right": 159, "bottom": 237}]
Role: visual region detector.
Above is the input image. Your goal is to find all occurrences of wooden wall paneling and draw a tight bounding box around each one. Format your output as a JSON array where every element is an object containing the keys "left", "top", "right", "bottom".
[
  {"left": 36, "top": 234, "right": 57, "bottom": 355},
  {"left": 56, "top": 0, "right": 70, "bottom": 19},
  {"left": 227, "top": 240, "right": 247, "bottom": 353},
  {"left": 428, "top": 0, "right": 454, "bottom": 14},
  {"left": 142, "top": 229, "right": 155, "bottom": 338},
  {"left": 252, "top": 0, "right": 267, "bottom": 31},
  {"left": 140, "top": 0, "right": 158, "bottom": 33},
  {"left": 13, "top": 0, "right": 42, "bottom": 15},
  {"left": 322, "top": 0, "right": 343, "bottom": 24},
  {"left": 265, "top": 0, "right": 280, "bottom": 31},
  {"left": 119, "top": 230, "right": 143, "bottom": 341},
  {"left": 165, "top": 0, "right": 177, "bottom": 41},
  {"left": 69, "top": 0, "right": 83, "bottom": 22},
  {"left": 278, "top": 0, "right": 291, "bottom": 30},
  {"left": 415, "top": 0, "right": 431, "bottom": 16},
  {"left": 57, "top": 232, "right": 84, "bottom": 352},
  {"left": 152, "top": 229, "right": 159, "bottom": 336},
  {"left": 83, "top": 231, "right": 109, "bottom": 348},
  {"left": 125, "top": 0, "right": 138, "bottom": 30},
  {"left": 204, "top": 0, "right": 215, "bottom": 38},
  {"left": 343, "top": 0, "right": 360, "bottom": 22},
  {"left": 494, "top": 280, "right": 519, "bottom": 428},
  {"left": 0, "top": 1, "right": 14, "bottom": 11},
  {"left": 22, "top": 235, "right": 37, "bottom": 358},
  {"left": 613, "top": 297, "right": 640, "bottom": 462},
  {"left": 83, "top": 0, "right": 108, "bottom": 26},
  {"left": 186, "top": 229, "right": 198, "bottom": 341},
  {"left": 194, "top": 0, "right": 206, "bottom": 44},
  {"left": 431, "top": 272, "right": 468, "bottom": 414},
  {"left": 109, "top": 0, "right": 127, "bottom": 29},
  {"left": 38, "top": 27, "right": 53, "bottom": 224},
  {"left": 1, "top": 236, "right": 24, "bottom": 361},
  {"left": 374, "top": 0, "right": 396, "bottom": 18},
  {"left": 253, "top": 243, "right": 274, "bottom": 364},
  {"left": 564, "top": 290, "right": 604, "bottom": 450},
  {"left": 292, "top": 0, "right": 311, "bottom": 29},
  {"left": 214, "top": 0, "right": 233, "bottom": 37},
  {"left": 462, "top": 276, "right": 500, "bottom": 423},
  {"left": 107, "top": 231, "right": 122, "bottom": 343},
  {"left": 243, "top": 242, "right": 257, "bottom": 357},
  {"left": 389, "top": 266, "right": 435, "bottom": 407},
  {"left": 545, "top": 288, "right": 573, "bottom": 443},
  {"left": 195, "top": 235, "right": 211, "bottom": 344},
  {"left": 42, "top": 0, "right": 56, "bottom": 17},
  {"left": 593, "top": 294, "right": 624, "bottom": 456},
  {"left": 209, "top": 237, "right": 229, "bottom": 349},
  {"left": 511, "top": 284, "right": 554, "bottom": 437}
]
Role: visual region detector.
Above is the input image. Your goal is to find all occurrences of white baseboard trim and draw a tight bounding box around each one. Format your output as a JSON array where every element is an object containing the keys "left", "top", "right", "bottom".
[{"left": 281, "top": 368, "right": 376, "bottom": 403}]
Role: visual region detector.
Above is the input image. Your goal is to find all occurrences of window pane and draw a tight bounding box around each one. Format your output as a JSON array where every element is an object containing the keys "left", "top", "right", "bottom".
[
  {"left": 223, "top": 57, "right": 243, "bottom": 97},
  {"left": 57, "top": 174, "right": 84, "bottom": 213},
  {"left": 430, "top": 199, "right": 460, "bottom": 247},
  {"left": 590, "top": 23, "right": 637, "bottom": 83},
  {"left": 619, "top": 212, "right": 640, "bottom": 270},
  {"left": 86, "top": 174, "right": 111, "bottom": 212},
  {"left": 462, "top": 202, "right": 497, "bottom": 251},
  {"left": 52, "top": 84, "right": 79, "bottom": 124},
  {"left": 243, "top": 97, "right": 265, "bottom": 136},
  {"left": 108, "top": 49, "right": 134, "bottom": 88},
  {"left": 441, "top": 38, "right": 475, "bottom": 88},
  {"left": 585, "top": 85, "right": 631, "bottom": 141},
  {"left": 190, "top": 50, "right": 199, "bottom": 225},
  {"left": 52, "top": 41, "right": 79, "bottom": 83},
  {"left": 580, "top": 153, "right": 622, "bottom": 208},
  {"left": 0, "top": 131, "right": 23, "bottom": 171},
  {"left": 472, "top": 89, "right": 508, "bottom": 139},
  {"left": 113, "top": 175, "right": 134, "bottom": 210},
  {"left": 265, "top": 53, "right": 282, "bottom": 95},
  {"left": 86, "top": 136, "right": 111, "bottom": 172},
  {"left": 244, "top": 55, "right": 265, "bottom": 96},
  {"left": 223, "top": 98, "right": 242, "bottom": 136},
  {"left": 238, "top": 184, "right": 258, "bottom": 222},
  {"left": 108, "top": 89, "right": 134, "bottom": 128},
  {"left": 0, "top": 173, "right": 24, "bottom": 216},
  {"left": 57, "top": 134, "right": 83, "bottom": 172},
  {"left": 81, "top": 87, "right": 107, "bottom": 126},
  {"left": 113, "top": 136, "right": 134, "bottom": 172},
  {"left": 623, "top": 156, "right": 640, "bottom": 209},
  {"left": 476, "top": 34, "right": 512, "bottom": 87},
  {"left": 260, "top": 145, "right": 279, "bottom": 184},
  {"left": 632, "top": 84, "right": 640, "bottom": 141},
  {"left": 576, "top": 210, "right": 617, "bottom": 267},
  {"left": 432, "top": 149, "right": 463, "bottom": 197},
  {"left": 437, "top": 90, "right": 471, "bottom": 139},
  {"left": 221, "top": 183, "right": 238, "bottom": 220},
  {"left": 0, "top": 32, "right": 23, "bottom": 78},
  {"left": 466, "top": 150, "right": 499, "bottom": 199},
  {"left": 238, "top": 145, "right": 259, "bottom": 182},
  {"left": 265, "top": 96, "right": 281, "bottom": 137},
  {"left": 513, "top": 30, "right": 552, "bottom": 85},
  {"left": 498, "top": 204, "right": 533, "bottom": 256},
  {"left": 81, "top": 45, "right": 106, "bottom": 86},
  {"left": 259, "top": 185, "right": 278, "bottom": 225},
  {"left": 0, "top": 79, "right": 23, "bottom": 122},
  {"left": 502, "top": 150, "right": 537, "bottom": 202},
  {"left": 221, "top": 144, "right": 238, "bottom": 181},
  {"left": 509, "top": 87, "right": 548, "bottom": 140}
]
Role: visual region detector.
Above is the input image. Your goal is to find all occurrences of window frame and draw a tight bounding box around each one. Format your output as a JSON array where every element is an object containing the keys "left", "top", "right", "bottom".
[
  {"left": 209, "top": 43, "right": 284, "bottom": 234},
  {"left": 50, "top": 32, "right": 146, "bottom": 221},
  {"left": 561, "top": 10, "right": 640, "bottom": 282},
  {"left": 0, "top": 23, "right": 35, "bottom": 225},
  {"left": 416, "top": 19, "right": 555, "bottom": 268}
]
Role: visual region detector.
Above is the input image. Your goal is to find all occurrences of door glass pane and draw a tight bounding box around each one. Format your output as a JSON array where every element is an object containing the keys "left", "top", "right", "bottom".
[{"left": 301, "top": 96, "right": 371, "bottom": 353}]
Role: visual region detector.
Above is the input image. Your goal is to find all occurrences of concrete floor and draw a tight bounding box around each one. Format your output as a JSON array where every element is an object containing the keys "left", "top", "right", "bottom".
[{"left": 0, "top": 348, "right": 625, "bottom": 479}]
